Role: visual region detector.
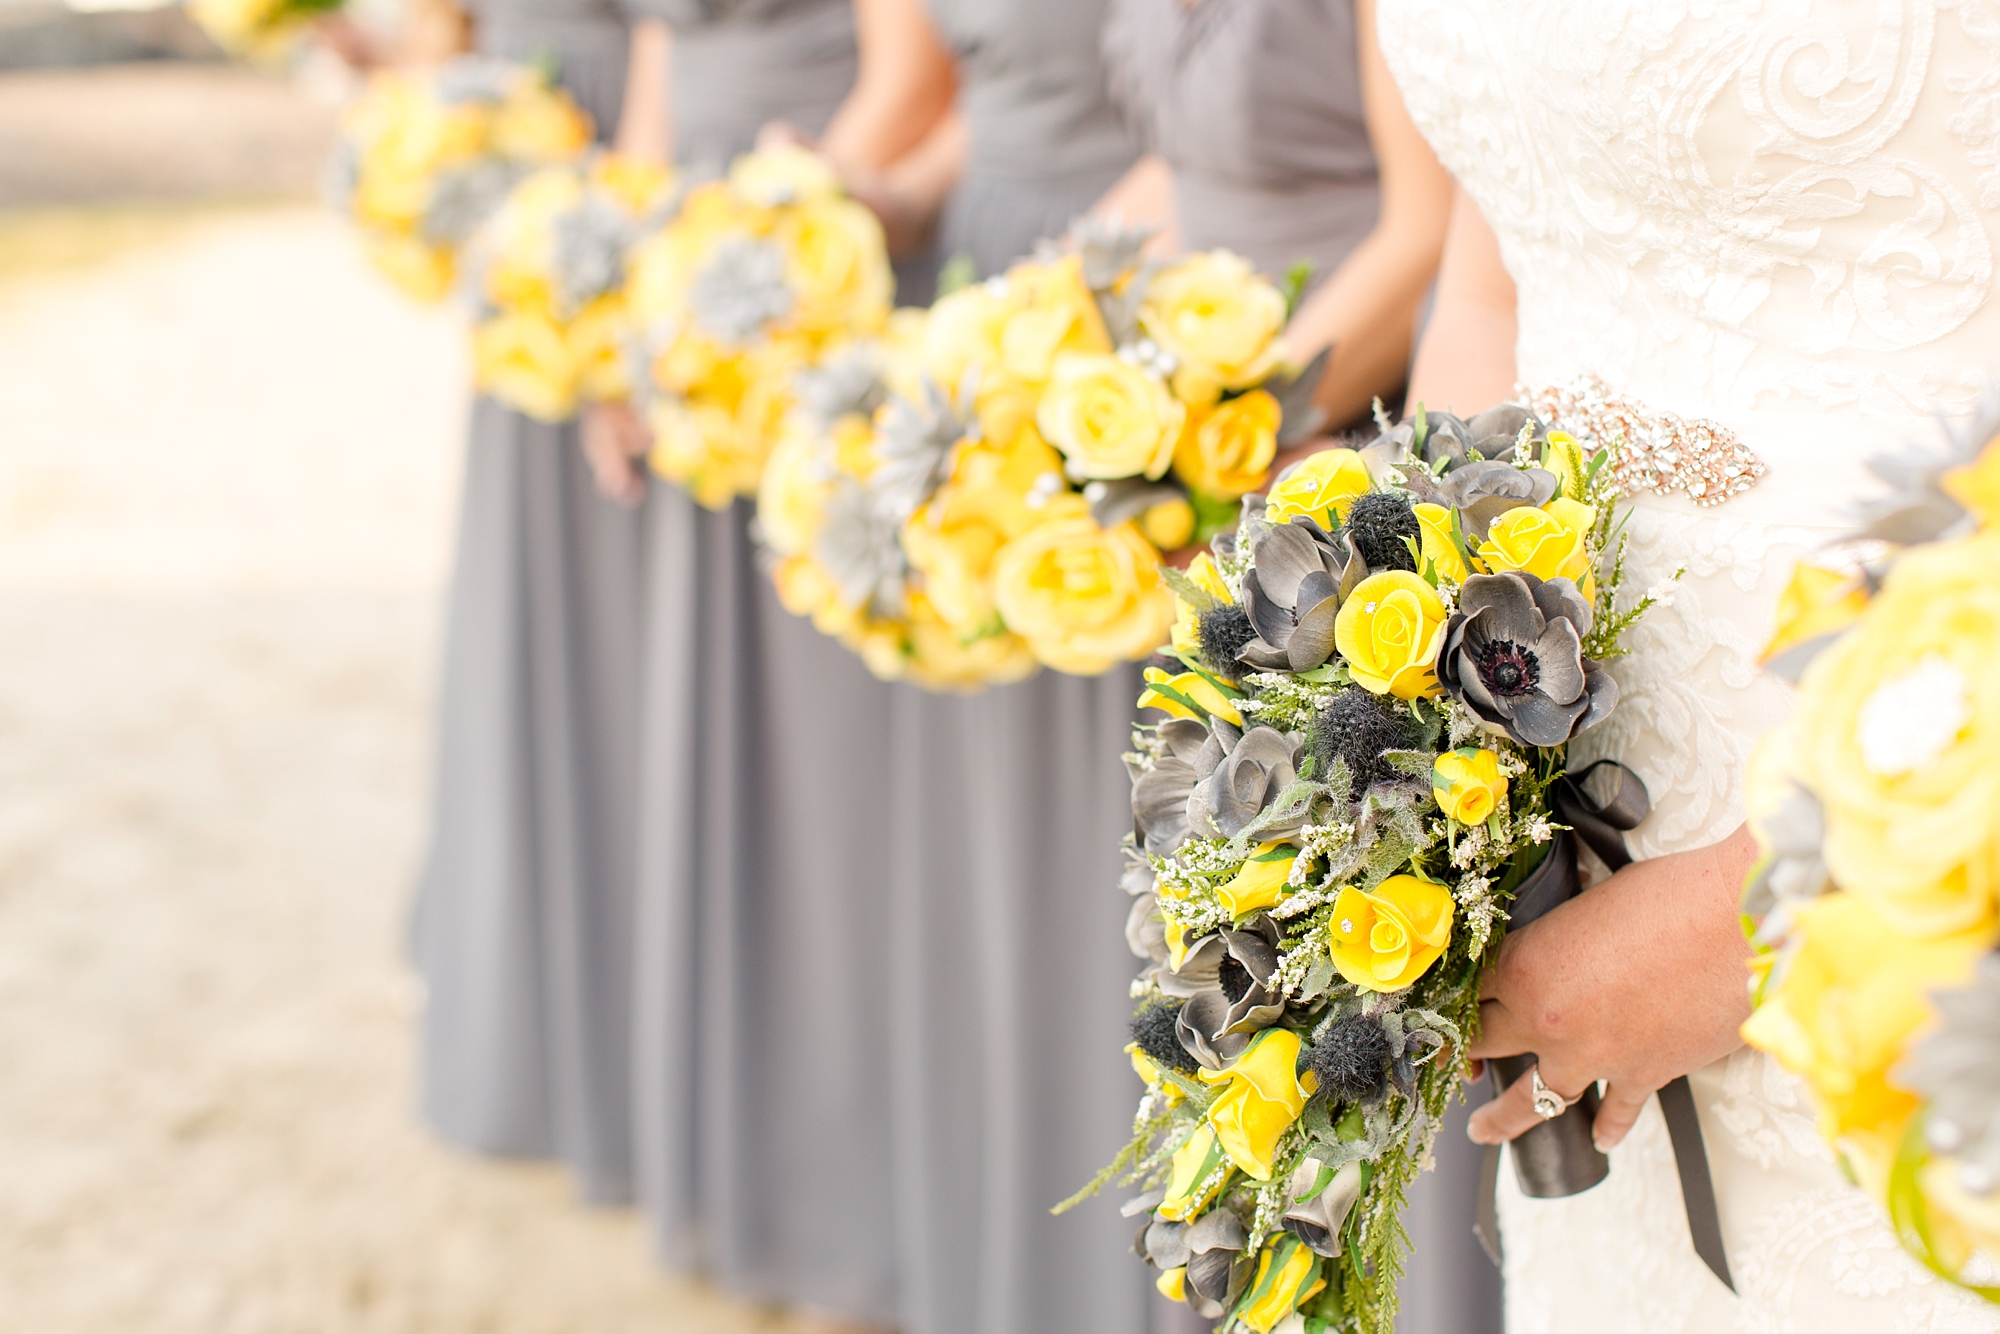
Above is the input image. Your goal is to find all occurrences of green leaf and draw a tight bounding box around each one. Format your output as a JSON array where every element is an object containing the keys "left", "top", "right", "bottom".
[
  {"left": 1282, "top": 260, "right": 1317, "bottom": 318},
  {"left": 1190, "top": 487, "right": 1243, "bottom": 545},
  {"left": 1159, "top": 564, "right": 1222, "bottom": 613},
  {"left": 936, "top": 253, "right": 978, "bottom": 298}
]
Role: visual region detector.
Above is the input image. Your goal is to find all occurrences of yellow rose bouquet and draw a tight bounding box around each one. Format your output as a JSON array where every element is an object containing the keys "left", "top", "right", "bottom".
[
  {"left": 1063, "top": 401, "right": 1678, "bottom": 1334},
  {"left": 1739, "top": 398, "right": 2000, "bottom": 1301},
  {"left": 622, "top": 145, "right": 894, "bottom": 510},
  {"left": 463, "top": 154, "right": 677, "bottom": 422},
  {"left": 326, "top": 57, "right": 595, "bottom": 303},
  {"left": 189, "top": 0, "right": 343, "bottom": 60}
]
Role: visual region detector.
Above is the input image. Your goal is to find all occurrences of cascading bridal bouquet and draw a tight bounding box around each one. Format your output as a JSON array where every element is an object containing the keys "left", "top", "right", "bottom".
[
  {"left": 1065, "top": 404, "right": 1673, "bottom": 1333},
  {"left": 1740, "top": 395, "right": 2000, "bottom": 1300},
  {"left": 465, "top": 153, "right": 677, "bottom": 422},
  {"left": 623, "top": 145, "right": 894, "bottom": 510},
  {"left": 327, "top": 56, "right": 595, "bottom": 302}
]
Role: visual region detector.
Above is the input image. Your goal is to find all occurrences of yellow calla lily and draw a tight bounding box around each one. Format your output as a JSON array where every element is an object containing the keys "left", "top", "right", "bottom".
[
  {"left": 1198, "top": 1028, "right": 1310, "bottom": 1181},
  {"left": 1218, "top": 844, "right": 1299, "bottom": 918},
  {"left": 1139, "top": 666, "right": 1244, "bottom": 726}
]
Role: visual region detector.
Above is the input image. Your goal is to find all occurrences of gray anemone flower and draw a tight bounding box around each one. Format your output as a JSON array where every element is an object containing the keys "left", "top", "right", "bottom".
[
  {"left": 1853, "top": 383, "right": 2000, "bottom": 545},
  {"left": 1437, "top": 571, "right": 1617, "bottom": 748},
  {"left": 1182, "top": 1209, "right": 1252, "bottom": 1317},
  {"left": 421, "top": 159, "right": 525, "bottom": 246},
  {"left": 1281, "top": 1157, "right": 1365, "bottom": 1258},
  {"left": 1357, "top": 404, "right": 1546, "bottom": 482},
  {"left": 812, "top": 480, "right": 907, "bottom": 618},
  {"left": 689, "top": 235, "right": 795, "bottom": 345},
  {"left": 551, "top": 193, "right": 631, "bottom": 315},
  {"left": 1129, "top": 717, "right": 1210, "bottom": 856},
  {"left": 1185, "top": 718, "right": 1307, "bottom": 841},
  {"left": 1138, "top": 1213, "right": 1190, "bottom": 1272},
  {"left": 1437, "top": 459, "right": 1560, "bottom": 539},
  {"left": 1741, "top": 785, "right": 1832, "bottom": 945},
  {"left": 1239, "top": 519, "right": 1366, "bottom": 672},
  {"left": 1122, "top": 849, "right": 1170, "bottom": 967},
  {"left": 1169, "top": 917, "right": 1286, "bottom": 1069},
  {"left": 1901, "top": 953, "right": 2000, "bottom": 1197}
]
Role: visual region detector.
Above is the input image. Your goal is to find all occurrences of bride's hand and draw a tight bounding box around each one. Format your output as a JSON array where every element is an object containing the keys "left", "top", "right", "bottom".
[{"left": 1466, "top": 823, "right": 1759, "bottom": 1151}]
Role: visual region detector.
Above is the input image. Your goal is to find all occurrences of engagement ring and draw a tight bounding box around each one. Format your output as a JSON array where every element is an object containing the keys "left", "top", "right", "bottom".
[{"left": 1531, "top": 1067, "right": 1580, "bottom": 1121}]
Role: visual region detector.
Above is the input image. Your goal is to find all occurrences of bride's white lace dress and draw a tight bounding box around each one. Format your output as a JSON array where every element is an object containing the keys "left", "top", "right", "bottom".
[{"left": 1377, "top": 2, "right": 2000, "bottom": 1330}]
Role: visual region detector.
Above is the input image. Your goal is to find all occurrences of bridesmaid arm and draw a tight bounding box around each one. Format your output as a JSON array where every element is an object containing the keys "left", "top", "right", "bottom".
[
  {"left": 818, "top": 0, "right": 959, "bottom": 172},
  {"left": 1402, "top": 185, "right": 1518, "bottom": 414},
  {"left": 613, "top": 20, "right": 673, "bottom": 165},
  {"left": 1089, "top": 155, "right": 1181, "bottom": 255},
  {"left": 1276, "top": 0, "right": 1452, "bottom": 430}
]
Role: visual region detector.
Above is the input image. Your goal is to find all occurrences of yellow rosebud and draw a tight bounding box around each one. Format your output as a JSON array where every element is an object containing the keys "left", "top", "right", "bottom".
[
  {"left": 1264, "top": 448, "right": 1372, "bottom": 530},
  {"left": 1413, "top": 502, "right": 1469, "bottom": 584},
  {"left": 1125, "top": 1041, "right": 1187, "bottom": 1107},
  {"left": 1741, "top": 892, "right": 1994, "bottom": 1142},
  {"left": 1198, "top": 1028, "right": 1311, "bottom": 1181},
  {"left": 1170, "top": 551, "right": 1236, "bottom": 661},
  {"left": 1944, "top": 434, "right": 2000, "bottom": 529},
  {"left": 1477, "top": 497, "right": 1598, "bottom": 592},
  {"left": 1328, "top": 875, "right": 1454, "bottom": 992},
  {"left": 1139, "top": 250, "right": 1287, "bottom": 391},
  {"left": 1795, "top": 535, "right": 2000, "bottom": 934},
  {"left": 1333, "top": 570, "right": 1448, "bottom": 700},
  {"left": 1035, "top": 353, "right": 1186, "bottom": 482},
  {"left": 1139, "top": 666, "right": 1245, "bottom": 727},
  {"left": 1218, "top": 843, "right": 1300, "bottom": 918},
  {"left": 1540, "top": 430, "right": 1589, "bottom": 501},
  {"left": 1433, "top": 748, "right": 1507, "bottom": 825},
  {"left": 1174, "top": 390, "right": 1280, "bottom": 500},
  {"left": 1235, "top": 1235, "right": 1327, "bottom": 1334},
  {"left": 990, "top": 502, "right": 1177, "bottom": 674},
  {"left": 472, "top": 309, "right": 578, "bottom": 423},
  {"left": 1762, "top": 563, "right": 1869, "bottom": 667},
  {"left": 1157, "top": 1122, "right": 1233, "bottom": 1221},
  {"left": 1140, "top": 497, "right": 1197, "bottom": 551}
]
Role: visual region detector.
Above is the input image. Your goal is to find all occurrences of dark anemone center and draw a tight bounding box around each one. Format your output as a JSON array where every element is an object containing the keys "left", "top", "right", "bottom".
[
  {"left": 1474, "top": 638, "right": 1541, "bottom": 697},
  {"left": 1218, "top": 953, "right": 1255, "bottom": 1004}
]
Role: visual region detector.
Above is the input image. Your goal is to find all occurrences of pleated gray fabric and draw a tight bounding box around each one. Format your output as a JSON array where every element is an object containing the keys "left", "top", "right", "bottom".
[
  {"left": 412, "top": 0, "right": 646, "bottom": 1209},
  {"left": 1102, "top": 3, "right": 1499, "bottom": 1329},
  {"left": 621, "top": 5, "right": 900, "bottom": 1322}
]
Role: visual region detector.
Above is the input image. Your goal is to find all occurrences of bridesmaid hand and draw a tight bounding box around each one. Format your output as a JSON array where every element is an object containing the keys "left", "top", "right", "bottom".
[
  {"left": 1466, "top": 823, "right": 1758, "bottom": 1151},
  {"left": 581, "top": 403, "right": 650, "bottom": 507}
]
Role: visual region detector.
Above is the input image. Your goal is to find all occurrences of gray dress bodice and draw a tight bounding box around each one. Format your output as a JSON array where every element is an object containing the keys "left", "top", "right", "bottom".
[
  {"left": 622, "top": 0, "right": 858, "bottom": 176},
  {"left": 1102, "top": 0, "right": 1380, "bottom": 280},
  {"left": 464, "top": 0, "right": 634, "bottom": 140}
]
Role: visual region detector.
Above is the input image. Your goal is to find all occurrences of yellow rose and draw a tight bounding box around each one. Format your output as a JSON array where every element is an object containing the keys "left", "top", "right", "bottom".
[
  {"left": 1140, "top": 498, "right": 1197, "bottom": 551},
  {"left": 1741, "top": 892, "right": 1994, "bottom": 1142},
  {"left": 1264, "top": 447, "right": 1371, "bottom": 530},
  {"left": 1763, "top": 563, "right": 1869, "bottom": 668},
  {"left": 1796, "top": 536, "right": 2000, "bottom": 934},
  {"left": 728, "top": 143, "right": 841, "bottom": 207},
  {"left": 777, "top": 197, "right": 893, "bottom": 337},
  {"left": 902, "top": 424, "right": 1065, "bottom": 631},
  {"left": 1139, "top": 667, "right": 1244, "bottom": 727},
  {"left": 488, "top": 82, "right": 594, "bottom": 163},
  {"left": 1036, "top": 353, "right": 1186, "bottom": 482},
  {"left": 648, "top": 398, "right": 760, "bottom": 510},
  {"left": 1433, "top": 748, "right": 1507, "bottom": 825},
  {"left": 1218, "top": 843, "right": 1299, "bottom": 918},
  {"left": 1334, "top": 570, "right": 1448, "bottom": 700},
  {"left": 1170, "top": 551, "right": 1235, "bottom": 660},
  {"left": 1157, "top": 1123, "right": 1233, "bottom": 1221},
  {"left": 589, "top": 152, "right": 675, "bottom": 213},
  {"left": 771, "top": 553, "right": 847, "bottom": 628},
  {"left": 903, "top": 592, "right": 1041, "bottom": 692},
  {"left": 1329, "top": 875, "right": 1454, "bottom": 992},
  {"left": 922, "top": 282, "right": 1009, "bottom": 389},
  {"left": 1944, "top": 433, "right": 2000, "bottom": 528},
  {"left": 1477, "top": 496, "right": 1598, "bottom": 592},
  {"left": 1139, "top": 250, "right": 1287, "bottom": 391},
  {"left": 756, "top": 425, "right": 833, "bottom": 558},
  {"left": 1413, "top": 502, "right": 1470, "bottom": 583},
  {"left": 566, "top": 294, "right": 631, "bottom": 403},
  {"left": 1235, "top": 1235, "right": 1328, "bottom": 1334},
  {"left": 990, "top": 501, "right": 1176, "bottom": 673},
  {"left": 473, "top": 310, "right": 577, "bottom": 422},
  {"left": 1198, "top": 1028, "right": 1312, "bottom": 1181},
  {"left": 1174, "top": 390, "right": 1280, "bottom": 501},
  {"left": 995, "top": 255, "right": 1111, "bottom": 386},
  {"left": 363, "top": 230, "right": 455, "bottom": 302}
]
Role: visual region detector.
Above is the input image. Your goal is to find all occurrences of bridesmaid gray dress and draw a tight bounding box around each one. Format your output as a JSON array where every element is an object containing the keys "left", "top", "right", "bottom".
[
  {"left": 1103, "top": 3, "right": 1501, "bottom": 1331},
  {"left": 886, "top": 5, "right": 1169, "bottom": 1334},
  {"left": 621, "top": 2, "right": 901, "bottom": 1324},
  {"left": 413, "top": 0, "right": 645, "bottom": 1208}
]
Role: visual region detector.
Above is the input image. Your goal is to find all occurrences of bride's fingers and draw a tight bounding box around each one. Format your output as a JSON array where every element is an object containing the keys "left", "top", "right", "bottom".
[
  {"left": 1465, "top": 1061, "right": 1591, "bottom": 1146},
  {"left": 1590, "top": 1081, "right": 1654, "bottom": 1152},
  {"left": 1465, "top": 1000, "right": 1533, "bottom": 1061}
]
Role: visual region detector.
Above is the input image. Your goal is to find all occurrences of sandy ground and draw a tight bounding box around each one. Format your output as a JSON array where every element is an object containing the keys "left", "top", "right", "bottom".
[{"left": 0, "top": 194, "right": 801, "bottom": 1334}]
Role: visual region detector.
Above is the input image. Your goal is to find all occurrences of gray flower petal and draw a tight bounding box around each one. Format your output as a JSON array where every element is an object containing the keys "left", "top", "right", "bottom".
[
  {"left": 1531, "top": 616, "right": 1586, "bottom": 702},
  {"left": 1286, "top": 595, "right": 1341, "bottom": 672},
  {"left": 1508, "top": 690, "right": 1589, "bottom": 748}
]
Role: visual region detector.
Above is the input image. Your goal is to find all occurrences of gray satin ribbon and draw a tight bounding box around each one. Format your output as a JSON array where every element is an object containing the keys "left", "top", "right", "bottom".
[{"left": 1471, "top": 762, "right": 1735, "bottom": 1292}]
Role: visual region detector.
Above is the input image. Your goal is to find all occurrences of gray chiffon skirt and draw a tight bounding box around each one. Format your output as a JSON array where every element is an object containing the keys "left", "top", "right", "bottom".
[{"left": 414, "top": 397, "right": 646, "bottom": 1207}]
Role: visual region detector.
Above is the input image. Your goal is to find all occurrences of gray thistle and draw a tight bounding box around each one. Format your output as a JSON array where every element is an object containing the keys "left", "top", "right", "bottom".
[{"left": 688, "top": 235, "right": 794, "bottom": 345}]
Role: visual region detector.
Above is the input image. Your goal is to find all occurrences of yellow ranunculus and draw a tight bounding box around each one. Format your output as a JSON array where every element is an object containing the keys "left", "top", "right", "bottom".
[
  {"left": 1540, "top": 430, "right": 1588, "bottom": 501},
  {"left": 777, "top": 197, "right": 893, "bottom": 336},
  {"left": 1264, "top": 448, "right": 1372, "bottom": 530},
  {"left": 1763, "top": 563, "right": 1869, "bottom": 667},
  {"left": 1036, "top": 353, "right": 1185, "bottom": 482},
  {"left": 473, "top": 309, "right": 577, "bottom": 422},
  {"left": 1174, "top": 390, "right": 1280, "bottom": 500},
  {"left": 1139, "top": 250, "right": 1287, "bottom": 393},
  {"left": 1329, "top": 875, "right": 1454, "bottom": 992},
  {"left": 1433, "top": 748, "right": 1507, "bottom": 825},
  {"left": 727, "top": 142, "right": 840, "bottom": 207},
  {"left": 1477, "top": 496, "right": 1598, "bottom": 593},
  {"left": 1741, "top": 892, "right": 1994, "bottom": 1142},
  {"left": 1796, "top": 536, "right": 2000, "bottom": 935},
  {"left": 1198, "top": 1028, "right": 1311, "bottom": 1181},
  {"left": 990, "top": 501, "right": 1176, "bottom": 673},
  {"left": 1157, "top": 1122, "right": 1233, "bottom": 1220},
  {"left": 1334, "top": 570, "right": 1448, "bottom": 700},
  {"left": 1413, "top": 502, "right": 1469, "bottom": 583},
  {"left": 1170, "top": 551, "right": 1235, "bottom": 661},
  {"left": 1139, "top": 667, "right": 1244, "bottom": 727},
  {"left": 1235, "top": 1235, "right": 1327, "bottom": 1334},
  {"left": 1218, "top": 843, "right": 1299, "bottom": 918},
  {"left": 1140, "top": 498, "right": 1197, "bottom": 551}
]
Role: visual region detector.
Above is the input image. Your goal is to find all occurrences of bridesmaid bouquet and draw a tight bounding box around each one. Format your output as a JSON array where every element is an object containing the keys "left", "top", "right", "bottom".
[
  {"left": 1070, "top": 404, "right": 1671, "bottom": 1333},
  {"left": 465, "top": 154, "right": 678, "bottom": 422},
  {"left": 760, "top": 225, "right": 1321, "bottom": 687},
  {"left": 327, "top": 57, "right": 595, "bottom": 303},
  {"left": 188, "top": 0, "right": 341, "bottom": 58},
  {"left": 1739, "top": 398, "right": 2000, "bottom": 1301},
  {"left": 623, "top": 145, "right": 894, "bottom": 510}
]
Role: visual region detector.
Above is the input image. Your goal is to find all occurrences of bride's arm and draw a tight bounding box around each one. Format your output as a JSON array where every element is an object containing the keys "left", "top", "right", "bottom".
[{"left": 1402, "top": 185, "right": 1516, "bottom": 414}]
